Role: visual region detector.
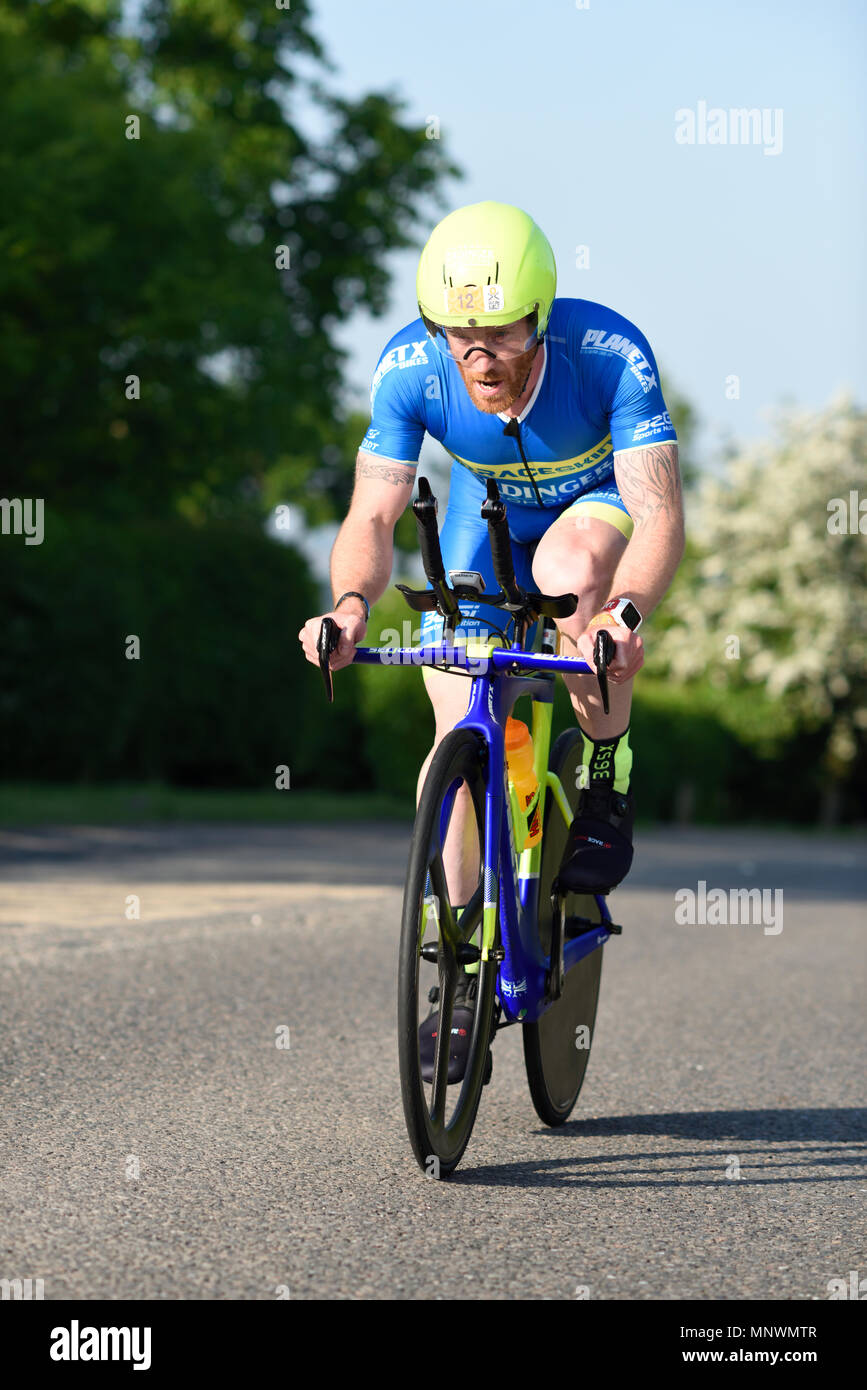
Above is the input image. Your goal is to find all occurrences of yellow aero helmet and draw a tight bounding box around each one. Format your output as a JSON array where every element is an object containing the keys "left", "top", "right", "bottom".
[{"left": 417, "top": 201, "right": 557, "bottom": 344}]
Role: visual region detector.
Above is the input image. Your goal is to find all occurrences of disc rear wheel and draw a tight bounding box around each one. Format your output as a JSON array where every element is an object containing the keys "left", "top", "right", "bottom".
[{"left": 522, "top": 728, "right": 605, "bottom": 1125}]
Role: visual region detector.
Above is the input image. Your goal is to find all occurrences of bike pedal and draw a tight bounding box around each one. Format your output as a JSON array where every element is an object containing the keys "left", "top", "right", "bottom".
[
  {"left": 564, "top": 916, "right": 623, "bottom": 938},
  {"left": 564, "top": 915, "right": 595, "bottom": 937}
]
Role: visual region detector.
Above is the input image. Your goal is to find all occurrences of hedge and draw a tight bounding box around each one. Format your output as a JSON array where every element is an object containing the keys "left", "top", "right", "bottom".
[
  {"left": 2, "top": 530, "right": 858, "bottom": 821},
  {"left": 0, "top": 512, "right": 368, "bottom": 790}
]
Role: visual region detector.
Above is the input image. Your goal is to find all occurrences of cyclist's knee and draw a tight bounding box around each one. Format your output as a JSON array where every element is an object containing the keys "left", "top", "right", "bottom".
[
  {"left": 533, "top": 541, "right": 594, "bottom": 596},
  {"left": 532, "top": 536, "right": 618, "bottom": 630},
  {"left": 532, "top": 517, "right": 624, "bottom": 597}
]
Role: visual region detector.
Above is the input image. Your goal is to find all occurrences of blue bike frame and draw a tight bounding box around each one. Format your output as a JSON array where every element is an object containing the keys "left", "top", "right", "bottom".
[{"left": 352, "top": 640, "right": 613, "bottom": 1026}]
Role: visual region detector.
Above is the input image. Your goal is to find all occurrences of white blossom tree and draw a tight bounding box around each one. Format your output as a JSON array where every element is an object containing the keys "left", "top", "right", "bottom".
[{"left": 650, "top": 395, "right": 867, "bottom": 820}]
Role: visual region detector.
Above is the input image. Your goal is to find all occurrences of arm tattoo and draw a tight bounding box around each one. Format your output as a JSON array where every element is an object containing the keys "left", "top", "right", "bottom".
[
  {"left": 614, "top": 443, "right": 682, "bottom": 526},
  {"left": 355, "top": 458, "right": 416, "bottom": 487}
]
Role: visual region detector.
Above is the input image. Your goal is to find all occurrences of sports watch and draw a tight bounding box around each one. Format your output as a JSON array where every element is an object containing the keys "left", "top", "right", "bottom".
[{"left": 599, "top": 597, "right": 643, "bottom": 632}]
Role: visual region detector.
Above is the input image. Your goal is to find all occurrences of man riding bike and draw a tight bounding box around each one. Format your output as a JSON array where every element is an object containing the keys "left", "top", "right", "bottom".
[{"left": 299, "top": 201, "right": 685, "bottom": 1080}]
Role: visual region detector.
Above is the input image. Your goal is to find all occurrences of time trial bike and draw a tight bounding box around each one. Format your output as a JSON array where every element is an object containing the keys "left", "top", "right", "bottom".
[{"left": 317, "top": 477, "right": 621, "bottom": 1177}]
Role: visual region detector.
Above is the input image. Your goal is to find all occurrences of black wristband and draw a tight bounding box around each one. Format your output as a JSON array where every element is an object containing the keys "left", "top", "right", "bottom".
[{"left": 334, "top": 591, "right": 370, "bottom": 622}]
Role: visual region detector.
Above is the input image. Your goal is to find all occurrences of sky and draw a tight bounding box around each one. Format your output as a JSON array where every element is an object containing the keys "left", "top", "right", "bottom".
[{"left": 304, "top": 0, "right": 865, "bottom": 468}]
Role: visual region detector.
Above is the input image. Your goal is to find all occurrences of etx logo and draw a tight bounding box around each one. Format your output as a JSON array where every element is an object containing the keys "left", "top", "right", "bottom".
[{"left": 370, "top": 340, "right": 428, "bottom": 404}]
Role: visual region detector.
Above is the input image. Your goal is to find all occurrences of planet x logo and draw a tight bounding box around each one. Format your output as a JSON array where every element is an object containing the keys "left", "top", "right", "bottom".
[{"left": 581, "top": 329, "right": 657, "bottom": 393}]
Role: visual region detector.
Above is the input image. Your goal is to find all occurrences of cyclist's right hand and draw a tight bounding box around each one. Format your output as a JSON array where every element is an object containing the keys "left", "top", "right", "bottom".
[{"left": 298, "top": 611, "right": 367, "bottom": 672}]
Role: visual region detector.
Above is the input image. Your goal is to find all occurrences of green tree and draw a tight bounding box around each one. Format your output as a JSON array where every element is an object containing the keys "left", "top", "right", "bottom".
[{"left": 0, "top": 0, "right": 458, "bottom": 520}]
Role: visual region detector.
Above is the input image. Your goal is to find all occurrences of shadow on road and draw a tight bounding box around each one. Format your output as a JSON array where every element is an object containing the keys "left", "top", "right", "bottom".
[
  {"left": 559, "top": 1107, "right": 867, "bottom": 1142},
  {"left": 455, "top": 1108, "right": 867, "bottom": 1187}
]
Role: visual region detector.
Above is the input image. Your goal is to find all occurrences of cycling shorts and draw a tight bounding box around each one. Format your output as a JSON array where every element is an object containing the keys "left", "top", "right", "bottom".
[{"left": 417, "top": 464, "right": 634, "bottom": 645}]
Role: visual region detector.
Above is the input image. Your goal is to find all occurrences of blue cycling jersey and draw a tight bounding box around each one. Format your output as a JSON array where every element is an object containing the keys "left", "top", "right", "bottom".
[{"left": 359, "top": 297, "right": 677, "bottom": 508}]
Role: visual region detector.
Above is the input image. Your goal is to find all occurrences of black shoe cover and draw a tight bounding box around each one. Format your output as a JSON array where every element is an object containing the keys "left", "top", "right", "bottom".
[
  {"left": 557, "top": 785, "right": 635, "bottom": 894},
  {"left": 419, "top": 1007, "right": 475, "bottom": 1084},
  {"left": 419, "top": 974, "right": 477, "bottom": 1084}
]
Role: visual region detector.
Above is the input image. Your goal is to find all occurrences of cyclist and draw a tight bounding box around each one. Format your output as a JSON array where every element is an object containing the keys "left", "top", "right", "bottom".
[{"left": 299, "top": 201, "right": 684, "bottom": 1078}]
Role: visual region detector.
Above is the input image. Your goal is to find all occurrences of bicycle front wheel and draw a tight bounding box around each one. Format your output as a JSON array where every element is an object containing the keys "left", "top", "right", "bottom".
[
  {"left": 398, "top": 728, "right": 498, "bottom": 1177},
  {"left": 522, "top": 727, "right": 605, "bottom": 1126}
]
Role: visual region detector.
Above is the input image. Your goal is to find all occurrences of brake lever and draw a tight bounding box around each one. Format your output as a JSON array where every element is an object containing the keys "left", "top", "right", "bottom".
[
  {"left": 317, "top": 616, "right": 342, "bottom": 703},
  {"left": 594, "top": 628, "right": 615, "bottom": 716}
]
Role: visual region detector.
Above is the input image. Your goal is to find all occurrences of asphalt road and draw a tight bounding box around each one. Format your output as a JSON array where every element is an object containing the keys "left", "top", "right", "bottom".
[{"left": 0, "top": 822, "right": 864, "bottom": 1300}]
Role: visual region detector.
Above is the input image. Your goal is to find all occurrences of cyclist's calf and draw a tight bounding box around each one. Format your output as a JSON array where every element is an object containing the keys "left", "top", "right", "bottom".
[
  {"left": 418, "top": 666, "right": 479, "bottom": 902},
  {"left": 419, "top": 665, "right": 471, "bottom": 791}
]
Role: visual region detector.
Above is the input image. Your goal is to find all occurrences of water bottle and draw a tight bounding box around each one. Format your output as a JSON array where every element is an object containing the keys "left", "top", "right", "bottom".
[{"left": 505, "top": 717, "right": 542, "bottom": 848}]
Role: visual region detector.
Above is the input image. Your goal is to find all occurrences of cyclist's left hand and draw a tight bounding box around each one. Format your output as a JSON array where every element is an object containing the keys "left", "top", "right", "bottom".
[{"left": 575, "top": 613, "right": 644, "bottom": 683}]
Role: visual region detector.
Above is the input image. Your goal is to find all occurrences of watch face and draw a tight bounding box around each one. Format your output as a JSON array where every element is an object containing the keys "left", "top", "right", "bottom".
[{"left": 621, "top": 601, "right": 641, "bottom": 630}]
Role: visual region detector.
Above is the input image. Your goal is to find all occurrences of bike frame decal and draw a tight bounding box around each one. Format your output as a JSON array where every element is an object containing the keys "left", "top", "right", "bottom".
[{"left": 352, "top": 644, "right": 598, "bottom": 679}]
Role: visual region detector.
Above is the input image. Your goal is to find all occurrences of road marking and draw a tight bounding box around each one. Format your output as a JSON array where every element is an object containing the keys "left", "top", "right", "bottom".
[{"left": 0, "top": 881, "right": 387, "bottom": 930}]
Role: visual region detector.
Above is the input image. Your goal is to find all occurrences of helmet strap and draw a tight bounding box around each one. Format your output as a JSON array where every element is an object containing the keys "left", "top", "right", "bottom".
[{"left": 516, "top": 339, "right": 541, "bottom": 398}]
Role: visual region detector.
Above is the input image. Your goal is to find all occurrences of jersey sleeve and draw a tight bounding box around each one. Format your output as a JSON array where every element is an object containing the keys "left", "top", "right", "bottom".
[
  {"left": 607, "top": 329, "right": 678, "bottom": 452},
  {"left": 358, "top": 330, "right": 429, "bottom": 464},
  {"left": 573, "top": 309, "right": 678, "bottom": 453}
]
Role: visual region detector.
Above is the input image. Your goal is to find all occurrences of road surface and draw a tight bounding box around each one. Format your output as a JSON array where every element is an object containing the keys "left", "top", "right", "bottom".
[{"left": 0, "top": 822, "right": 864, "bottom": 1300}]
